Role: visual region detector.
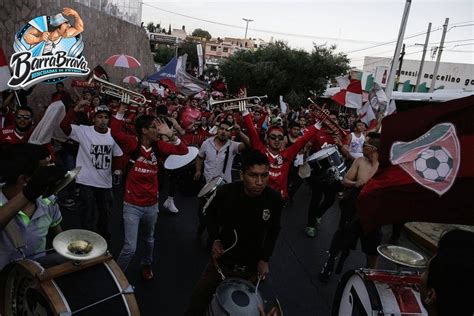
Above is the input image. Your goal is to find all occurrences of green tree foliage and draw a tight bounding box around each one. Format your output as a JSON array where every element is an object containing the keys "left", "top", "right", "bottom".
[
  {"left": 192, "top": 28, "right": 212, "bottom": 40},
  {"left": 219, "top": 41, "right": 350, "bottom": 106},
  {"left": 153, "top": 45, "right": 174, "bottom": 65},
  {"left": 146, "top": 22, "right": 155, "bottom": 33},
  {"left": 178, "top": 42, "right": 200, "bottom": 70}
]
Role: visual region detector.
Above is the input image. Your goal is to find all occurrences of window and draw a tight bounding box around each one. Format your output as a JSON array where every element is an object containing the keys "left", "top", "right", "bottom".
[
  {"left": 210, "top": 46, "right": 217, "bottom": 51},
  {"left": 223, "top": 47, "right": 229, "bottom": 53}
]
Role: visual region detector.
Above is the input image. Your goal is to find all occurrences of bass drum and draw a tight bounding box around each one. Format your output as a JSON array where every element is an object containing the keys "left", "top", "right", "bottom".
[
  {"left": 0, "top": 253, "right": 139, "bottom": 316},
  {"left": 164, "top": 146, "right": 201, "bottom": 196},
  {"left": 332, "top": 269, "right": 427, "bottom": 316}
]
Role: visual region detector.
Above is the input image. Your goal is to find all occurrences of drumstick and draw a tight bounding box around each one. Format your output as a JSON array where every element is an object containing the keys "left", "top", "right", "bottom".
[{"left": 223, "top": 230, "right": 238, "bottom": 253}]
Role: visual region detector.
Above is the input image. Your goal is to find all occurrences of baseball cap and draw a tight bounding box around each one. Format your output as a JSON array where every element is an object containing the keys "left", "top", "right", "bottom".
[
  {"left": 93, "top": 105, "right": 111, "bottom": 116},
  {"left": 50, "top": 13, "right": 69, "bottom": 27}
]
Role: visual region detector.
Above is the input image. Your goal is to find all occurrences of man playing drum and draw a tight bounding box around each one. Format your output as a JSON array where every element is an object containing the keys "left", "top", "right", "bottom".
[
  {"left": 185, "top": 150, "right": 283, "bottom": 315},
  {"left": 0, "top": 144, "right": 66, "bottom": 270},
  {"left": 320, "top": 132, "right": 381, "bottom": 281},
  {"left": 194, "top": 120, "right": 249, "bottom": 238}
]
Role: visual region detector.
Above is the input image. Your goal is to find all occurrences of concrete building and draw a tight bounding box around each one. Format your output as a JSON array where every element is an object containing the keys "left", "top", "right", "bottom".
[
  {"left": 361, "top": 56, "right": 474, "bottom": 92},
  {"left": 204, "top": 37, "right": 269, "bottom": 66}
]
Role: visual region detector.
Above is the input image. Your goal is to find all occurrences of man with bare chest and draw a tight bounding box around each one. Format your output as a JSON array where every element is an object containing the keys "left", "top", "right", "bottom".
[{"left": 319, "top": 132, "right": 381, "bottom": 282}]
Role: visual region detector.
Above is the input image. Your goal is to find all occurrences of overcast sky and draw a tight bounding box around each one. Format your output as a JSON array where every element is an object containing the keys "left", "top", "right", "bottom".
[{"left": 141, "top": 0, "right": 474, "bottom": 67}]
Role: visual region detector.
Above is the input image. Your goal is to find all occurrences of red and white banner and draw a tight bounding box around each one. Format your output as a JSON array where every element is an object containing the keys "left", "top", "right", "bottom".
[{"left": 332, "top": 79, "right": 363, "bottom": 109}]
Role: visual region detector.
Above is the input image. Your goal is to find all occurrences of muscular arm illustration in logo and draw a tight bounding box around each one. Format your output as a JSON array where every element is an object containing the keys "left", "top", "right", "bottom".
[{"left": 23, "top": 7, "right": 84, "bottom": 46}]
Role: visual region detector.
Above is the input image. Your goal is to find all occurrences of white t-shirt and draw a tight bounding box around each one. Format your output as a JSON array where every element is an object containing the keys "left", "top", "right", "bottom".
[
  {"left": 349, "top": 132, "right": 365, "bottom": 159},
  {"left": 70, "top": 125, "right": 123, "bottom": 188},
  {"left": 198, "top": 136, "right": 240, "bottom": 183}
]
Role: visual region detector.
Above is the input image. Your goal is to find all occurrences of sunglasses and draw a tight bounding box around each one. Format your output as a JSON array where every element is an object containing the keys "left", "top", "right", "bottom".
[
  {"left": 269, "top": 134, "right": 284, "bottom": 141},
  {"left": 16, "top": 115, "right": 32, "bottom": 120}
]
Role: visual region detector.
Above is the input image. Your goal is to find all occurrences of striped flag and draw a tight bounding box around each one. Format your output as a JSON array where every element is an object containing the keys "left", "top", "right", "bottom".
[
  {"left": 0, "top": 48, "right": 11, "bottom": 92},
  {"left": 332, "top": 79, "right": 363, "bottom": 109}
]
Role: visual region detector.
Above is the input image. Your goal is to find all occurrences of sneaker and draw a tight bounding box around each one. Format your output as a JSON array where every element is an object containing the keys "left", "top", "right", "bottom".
[
  {"left": 305, "top": 227, "right": 316, "bottom": 238},
  {"left": 141, "top": 265, "right": 154, "bottom": 281},
  {"left": 164, "top": 198, "right": 179, "bottom": 213},
  {"left": 319, "top": 254, "right": 335, "bottom": 283}
]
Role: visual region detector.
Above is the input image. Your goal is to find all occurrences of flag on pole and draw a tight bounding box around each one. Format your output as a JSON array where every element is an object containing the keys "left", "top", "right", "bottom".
[
  {"left": 0, "top": 48, "right": 11, "bottom": 92},
  {"left": 175, "top": 54, "right": 209, "bottom": 96},
  {"left": 357, "top": 101, "right": 377, "bottom": 128},
  {"left": 357, "top": 96, "right": 474, "bottom": 233},
  {"left": 332, "top": 79, "right": 363, "bottom": 109}
]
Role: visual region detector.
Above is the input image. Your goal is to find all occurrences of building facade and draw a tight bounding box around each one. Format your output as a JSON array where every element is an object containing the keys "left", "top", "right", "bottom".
[{"left": 361, "top": 56, "right": 474, "bottom": 92}]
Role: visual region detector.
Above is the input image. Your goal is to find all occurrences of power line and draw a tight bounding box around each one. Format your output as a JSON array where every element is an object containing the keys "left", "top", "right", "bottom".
[
  {"left": 142, "top": 2, "right": 387, "bottom": 44},
  {"left": 346, "top": 20, "right": 474, "bottom": 55}
]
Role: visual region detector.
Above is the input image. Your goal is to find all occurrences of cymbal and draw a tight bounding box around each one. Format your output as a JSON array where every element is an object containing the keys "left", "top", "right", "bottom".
[
  {"left": 377, "top": 244, "right": 427, "bottom": 268},
  {"left": 53, "top": 229, "right": 107, "bottom": 261},
  {"left": 42, "top": 166, "right": 81, "bottom": 198}
]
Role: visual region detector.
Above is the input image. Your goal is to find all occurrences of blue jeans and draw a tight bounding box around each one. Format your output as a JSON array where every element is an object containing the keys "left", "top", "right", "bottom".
[{"left": 117, "top": 202, "right": 159, "bottom": 271}]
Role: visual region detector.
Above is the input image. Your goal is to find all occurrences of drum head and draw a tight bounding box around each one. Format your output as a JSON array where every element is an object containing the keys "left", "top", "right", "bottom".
[
  {"left": 213, "top": 278, "right": 263, "bottom": 316},
  {"left": 377, "top": 245, "right": 427, "bottom": 268},
  {"left": 53, "top": 229, "right": 107, "bottom": 261},
  {"left": 332, "top": 270, "right": 376, "bottom": 316},
  {"left": 164, "top": 146, "right": 199, "bottom": 170},
  {"left": 198, "top": 176, "right": 224, "bottom": 198},
  {"left": 308, "top": 146, "right": 337, "bottom": 161}
]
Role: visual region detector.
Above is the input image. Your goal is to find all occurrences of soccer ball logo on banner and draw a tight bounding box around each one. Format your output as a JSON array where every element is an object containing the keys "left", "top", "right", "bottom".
[{"left": 414, "top": 146, "right": 454, "bottom": 182}]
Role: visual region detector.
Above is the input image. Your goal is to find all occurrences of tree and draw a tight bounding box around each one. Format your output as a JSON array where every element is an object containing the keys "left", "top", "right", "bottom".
[
  {"left": 192, "top": 28, "right": 212, "bottom": 40},
  {"left": 146, "top": 22, "right": 155, "bottom": 33},
  {"left": 219, "top": 41, "right": 350, "bottom": 106},
  {"left": 153, "top": 45, "right": 175, "bottom": 65},
  {"left": 168, "top": 24, "right": 171, "bottom": 35}
]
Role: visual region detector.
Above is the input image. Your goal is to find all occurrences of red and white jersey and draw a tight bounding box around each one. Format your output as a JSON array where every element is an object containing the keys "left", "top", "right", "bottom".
[
  {"left": 0, "top": 128, "right": 28, "bottom": 144},
  {"left": 124, "top": 146, "right": 159, "bottom": 206},
  {"left": 243, "top": 114, "right": 319, "bottom": 199},
  {"left": 110, "top": 115, "right": 188, "bottom": 206}
]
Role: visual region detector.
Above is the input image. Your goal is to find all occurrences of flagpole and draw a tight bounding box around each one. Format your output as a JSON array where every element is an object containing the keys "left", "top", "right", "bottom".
[{"left": 384, "top": 0, "right": 412, "bottom": 115}]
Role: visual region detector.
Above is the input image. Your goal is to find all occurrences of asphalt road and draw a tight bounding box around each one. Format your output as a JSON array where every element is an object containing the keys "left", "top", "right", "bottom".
[{"left": 61, "top": 180, "right": 427, "bottom": 316}]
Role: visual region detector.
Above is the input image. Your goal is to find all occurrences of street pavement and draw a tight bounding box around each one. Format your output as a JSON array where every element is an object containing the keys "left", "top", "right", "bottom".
[{"left": 61, "top": 181, "right": 428, "bottom": 316}]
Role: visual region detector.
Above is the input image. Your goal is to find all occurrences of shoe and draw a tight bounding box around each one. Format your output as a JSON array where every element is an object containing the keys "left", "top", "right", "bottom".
[
  {"left": 305, "top": 227, "right": 316, "bottom": 238},
  {"left": 319, "top": 254, "right": 336, "bottom": 283},
  {"left": 141, "top": 265, "right": 154, "bottom": 281},
  {"left": 164, "top": 198, "right": 179, "bottom": 213}
]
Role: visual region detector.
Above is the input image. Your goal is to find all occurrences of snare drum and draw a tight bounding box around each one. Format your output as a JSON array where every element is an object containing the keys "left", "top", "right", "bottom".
[
  {"left": 307, "top": 145, "right": 346, "bottom": 180},
  {"left": 207, "top": 278, "right": 283, "bottom": 316},
  {"left": 164, "top": 146, "right": 201, "bottom": 196},
  {"left": 198, "top": 176, "right": 226, "bottom": 202},
  {"left": 332, "top": 269, "right": 427, "bottom": 316},
  {"left": 0, "top": 253, "right": 139, "bottom": 316}
]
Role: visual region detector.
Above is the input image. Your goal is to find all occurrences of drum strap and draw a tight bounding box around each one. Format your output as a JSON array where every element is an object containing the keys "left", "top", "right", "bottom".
[
  {"left": 0, "top": 201, "right": 26, "bottom": 253},
  {"left": 4, "top": 219, "right": 26, "bottom": 253},
  {"left": 222, "top": 145, "right": 230, "bottom": 174}
]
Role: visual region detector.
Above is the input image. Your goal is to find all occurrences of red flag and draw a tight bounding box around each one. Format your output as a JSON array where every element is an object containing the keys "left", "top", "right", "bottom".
[
  {"left": 332, "top": 79, "right": 363, "bottom": 109},
  {"left": 0, "top": 48, "right": 11, "bottom": 92},
  {"left": 357, "top": 96, "right": 474, "bottom": 232}
]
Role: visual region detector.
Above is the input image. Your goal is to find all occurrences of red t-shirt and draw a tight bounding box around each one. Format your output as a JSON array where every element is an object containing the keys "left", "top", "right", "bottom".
[
  {"left": 110, "top": 115, "right": 188, "bottom": 206},
  {"left": 0, "top": 128, "right": 29, "bottom": 144},
  {"left": 243, "top": 113, "right": 318, "bottom": 199},
  {"left": 310, "top": 128, "right": 335, "bottom": 153}
]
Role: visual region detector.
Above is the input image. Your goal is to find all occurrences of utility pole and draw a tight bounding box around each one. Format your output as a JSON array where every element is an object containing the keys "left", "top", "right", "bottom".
[
  {"left": 415, "top": 22, "right": 432, "bottom": 91},
  {"left": 242, "top": 18, "right": 253, "bottom": 39},
  {"left": 396, "top": 44, "right": 406, "bottom": 85},
  {"left": 384, "top": 0, "right": 412, "bottom": 114},
  {"left": 429, "top": 18, "right": 449, "bottom": 92}
]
